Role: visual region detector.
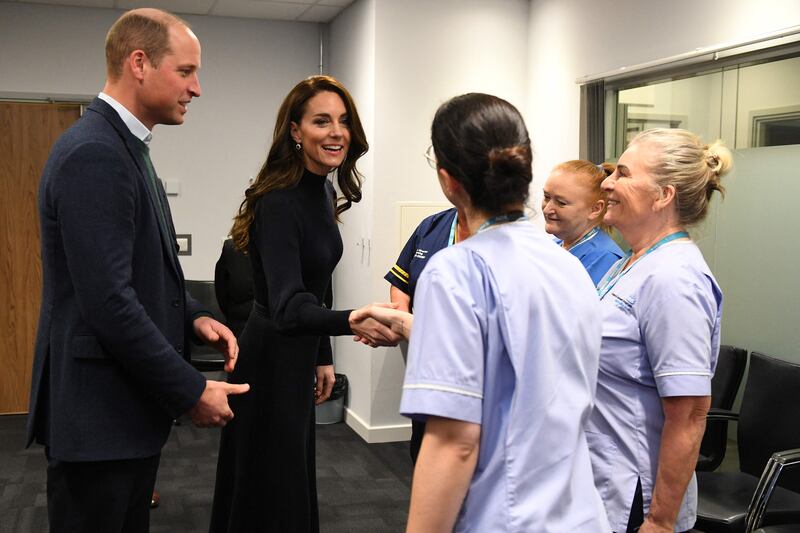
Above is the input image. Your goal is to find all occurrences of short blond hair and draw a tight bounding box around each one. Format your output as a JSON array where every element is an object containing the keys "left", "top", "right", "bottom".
[
  {"left": 630, "top": 128, "right": 732, "bottom": 226},
  {"left": 105, "top": 9, "right": 189, "bottom": 81}
]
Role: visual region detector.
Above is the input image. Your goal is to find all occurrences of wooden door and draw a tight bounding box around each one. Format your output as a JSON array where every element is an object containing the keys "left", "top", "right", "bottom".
[{"left": 0, "top": 102, "right": 81, "bottom": 414}]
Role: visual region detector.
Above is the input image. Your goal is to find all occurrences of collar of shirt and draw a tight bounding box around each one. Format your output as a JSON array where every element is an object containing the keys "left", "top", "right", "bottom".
[{"left": 98, "top": 92, "right": 153, "bottom": 146}]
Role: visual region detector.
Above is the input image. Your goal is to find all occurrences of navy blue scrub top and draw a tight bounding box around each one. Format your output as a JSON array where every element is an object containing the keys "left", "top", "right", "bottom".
[{"left": 385, "top": 207, "right": 457, "bottom": 309}]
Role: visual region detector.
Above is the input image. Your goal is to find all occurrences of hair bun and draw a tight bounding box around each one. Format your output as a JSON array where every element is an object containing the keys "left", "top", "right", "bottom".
[
  {"left": 704, "top": 141, "right": 733, "bottom": 177},
  {"left": 488, "top": 145, "right": 530, "bottom": 177},
  {"left": 703, "top": 141, "right": 732, "bottom": 199}
]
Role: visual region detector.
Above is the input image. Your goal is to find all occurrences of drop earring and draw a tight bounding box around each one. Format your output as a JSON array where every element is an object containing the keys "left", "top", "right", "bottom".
[{"left": 295, "top": 142, "right": 302, "bottom": 151}]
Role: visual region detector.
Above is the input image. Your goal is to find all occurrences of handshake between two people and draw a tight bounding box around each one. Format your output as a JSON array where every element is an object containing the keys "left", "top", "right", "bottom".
[
  {"left": 348, "top": 303, "right": 414, "bottom": 347},
  {"left": 184, "top": 305, "right": 416, "bottom": 428}
]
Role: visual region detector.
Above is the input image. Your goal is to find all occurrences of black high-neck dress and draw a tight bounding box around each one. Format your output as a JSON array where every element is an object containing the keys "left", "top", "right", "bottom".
[{"left": 210, "top": 169, "right": 353, "bottom": 533}]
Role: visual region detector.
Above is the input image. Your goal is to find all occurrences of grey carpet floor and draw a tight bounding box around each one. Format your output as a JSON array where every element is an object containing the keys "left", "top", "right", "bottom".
[{"left": 0, "top": 415, "right": 412, "bottom": 533}]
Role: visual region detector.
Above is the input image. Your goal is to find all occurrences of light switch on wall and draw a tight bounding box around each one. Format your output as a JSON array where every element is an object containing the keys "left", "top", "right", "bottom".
[{"left": 176, "top": 234, "right": 191, "bottom": 256}]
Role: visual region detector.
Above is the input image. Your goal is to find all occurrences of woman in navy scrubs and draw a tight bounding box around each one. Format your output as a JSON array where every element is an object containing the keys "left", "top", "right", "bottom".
[{"left": 384, "top": 185, "right": 468, "bottom": 462}]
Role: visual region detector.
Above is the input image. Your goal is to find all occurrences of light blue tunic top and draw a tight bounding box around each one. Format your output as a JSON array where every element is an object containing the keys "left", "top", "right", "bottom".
[
  {"left": 586, "top": 241, "right": 723, "bottom": 532},
  {"left": 400, "top": 220, "right": 610, "bottom": 532},
  {"left": 556, "top": 227, "right": 625, "bottom": 285}
]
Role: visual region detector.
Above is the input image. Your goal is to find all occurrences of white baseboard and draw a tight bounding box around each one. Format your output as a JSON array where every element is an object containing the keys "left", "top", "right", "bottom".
[{"left": 344, "top": 408, "right": 412, "bottom": 443}]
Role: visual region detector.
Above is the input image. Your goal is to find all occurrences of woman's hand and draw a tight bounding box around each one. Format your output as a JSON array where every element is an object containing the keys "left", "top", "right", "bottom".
[
  {"left": 315, "top": 364, "right": 335, "bottom": 405},
  {"left": 365, "top": 304, "right": 414, "bottom": 340},
  {"left": 638, "top": 519, "right": 673, "bottom": 533},
  {"left": 349, "top": 303, "right": 405, "bottom": 346},
  {"left": 645, "top": 395, "right": 710, "bottom": 531}
]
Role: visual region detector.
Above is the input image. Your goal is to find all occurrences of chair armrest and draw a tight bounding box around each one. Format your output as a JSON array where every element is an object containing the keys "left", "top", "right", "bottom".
[
  {"left": 745, "top": 448, "right": 800, "bottom": 533},
  {"left": 707, "top": 408, "right": 739, "bottom": 422}
]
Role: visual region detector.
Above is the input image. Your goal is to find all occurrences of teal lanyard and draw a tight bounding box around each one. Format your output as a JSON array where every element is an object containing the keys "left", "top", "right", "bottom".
[
  {"left": 477, "top": 211, "right": 527, "bottom": 233},
  {"left": 447, "top": 211, "right": 459, "bottom": 246},
  {"left": 566, "top": 226, "right": 599, "bottom": 250},
  {"left": 596, "top": 231, "right": 689, "bottom": 299}
]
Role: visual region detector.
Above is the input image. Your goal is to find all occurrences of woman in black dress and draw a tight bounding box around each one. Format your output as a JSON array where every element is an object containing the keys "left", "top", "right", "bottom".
[{"left": 210, "top": 76, "right": 397, "bottom": 533}]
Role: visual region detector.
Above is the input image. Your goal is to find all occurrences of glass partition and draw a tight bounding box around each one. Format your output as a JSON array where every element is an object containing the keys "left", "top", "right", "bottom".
[{"left": 603, "top": 54, "right": 800, "bottom": 362}]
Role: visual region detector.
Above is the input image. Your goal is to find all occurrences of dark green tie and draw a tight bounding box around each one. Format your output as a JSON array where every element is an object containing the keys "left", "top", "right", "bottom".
[{"left": 140, "top": 144, "right": 169, "bottom": 235}]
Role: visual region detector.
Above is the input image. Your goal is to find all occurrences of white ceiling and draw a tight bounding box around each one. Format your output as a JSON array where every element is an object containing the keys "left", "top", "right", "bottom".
[{"left": 5, "top": 0, "right": 355, "bottom": 22}]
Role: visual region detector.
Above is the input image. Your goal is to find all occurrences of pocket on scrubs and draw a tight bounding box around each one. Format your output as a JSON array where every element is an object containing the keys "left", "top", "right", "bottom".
[{"left": 586, "top": 430, "right": 619, "bottom": 501}]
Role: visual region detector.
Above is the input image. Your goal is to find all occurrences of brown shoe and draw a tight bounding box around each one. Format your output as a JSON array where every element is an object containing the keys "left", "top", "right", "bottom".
[{"left": 150, "top": 490, "right": 160, "bottom": 509}]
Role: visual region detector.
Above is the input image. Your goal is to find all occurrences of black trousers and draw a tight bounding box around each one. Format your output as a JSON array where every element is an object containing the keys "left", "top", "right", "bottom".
[
  {"left": 409, "top": 420, "right": 425, "bottom": 464},
  {"left": 46, "top": 451, "right": 160, "bottom": 533}
]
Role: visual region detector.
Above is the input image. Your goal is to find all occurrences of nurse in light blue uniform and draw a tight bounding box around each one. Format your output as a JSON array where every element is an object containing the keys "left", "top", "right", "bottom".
[
  {"left": 542, "top": 160, "right": 624, "bottom": 284},
  {"left": 586, "top": 128, "right": 731, "bottom": 533},
  {"left": 381, "top": 93, "right": 609, "bottom": 532}
]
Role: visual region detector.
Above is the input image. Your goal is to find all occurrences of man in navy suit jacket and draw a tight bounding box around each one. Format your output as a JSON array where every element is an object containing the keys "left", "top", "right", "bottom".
[{"left": 27, "top": 8, "right": 249, "bottom": 532}]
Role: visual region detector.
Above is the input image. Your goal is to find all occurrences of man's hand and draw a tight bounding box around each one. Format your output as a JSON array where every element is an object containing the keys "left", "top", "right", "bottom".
[
  {"left": 315, "top": 365, "right": 335, "bottom": 405},
  {"left": 193, "top": 316, "right": 239, "bottom": 372},
  {"left": 188, "top": 380, "right": 250, "bottom": 428}
]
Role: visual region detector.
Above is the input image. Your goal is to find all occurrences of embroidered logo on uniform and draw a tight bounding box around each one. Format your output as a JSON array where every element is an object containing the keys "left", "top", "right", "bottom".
[
  {"left": 414, "top": 248, "right": 428, "bottom": 259},
  {"left": 612, "top": 292, "right": 636, "bottom": 314}
]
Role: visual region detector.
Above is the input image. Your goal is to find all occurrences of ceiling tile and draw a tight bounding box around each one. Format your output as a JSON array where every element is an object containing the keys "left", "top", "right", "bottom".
[
  {"left": 211, "top": 0, "right": 309, "bottom": 20},
  {"left": 9, "top": 0, "right": 355, "bottom": 20},
  {"left": 318, "top": 0, "right": 354, "bottom": 6},
  {"left": 114, "top": 0, "right": 215, "bottom": 15},
  {"left": 18, "top": 0, "right": 115, "bottom": 8},
  {"left": 257, "top": 0, "right": 318, "bottom": 4},
  {"left": 297, "top": 4, "right": 342, "bottom": 22}
]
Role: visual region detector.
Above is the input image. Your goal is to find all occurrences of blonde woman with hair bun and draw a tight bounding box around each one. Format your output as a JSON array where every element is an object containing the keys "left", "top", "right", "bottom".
[{"left": 586, "top": 128, "right": 731, "bottom": 533}]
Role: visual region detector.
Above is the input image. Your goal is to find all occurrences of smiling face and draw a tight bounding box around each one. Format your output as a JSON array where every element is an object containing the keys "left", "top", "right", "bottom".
[
  {"left": 290, "top": 91, "right": 351, "bottom": 175},
  {"left": 541, "top": 169, "right": 604, "bottom": 244},
  {"left": 138, "top": 24, "right": 201, "bottom": 129},
  {"left": 601, "top": 141, "right": 662, "bottom": 232}
]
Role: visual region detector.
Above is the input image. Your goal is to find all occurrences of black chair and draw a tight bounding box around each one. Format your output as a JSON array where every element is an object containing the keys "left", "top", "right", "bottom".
[
  {"left": 184, "top": 280, "right": 226, "bottom": 372},
  {"left": 695, "top": 352, "right": 800, "bottom": 533},
  {"left": 697, "top": 345, "right": 748, "bottom": 472},
  {"left": 747, "top": 448, "right": 800, "bottom": 532}
]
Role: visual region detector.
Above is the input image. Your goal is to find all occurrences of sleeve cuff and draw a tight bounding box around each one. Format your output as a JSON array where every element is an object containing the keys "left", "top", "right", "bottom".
[
  {"left": 655, "top": 373, "right": 711, "bottom": 397},
  {"left": 171, "top": 364, "right": 206, "bottom": 419},
  {"left": 385, "top": 266, "right": 410, "bottom": 289},
  {"left": 400, "top": 384, "right": 482, "bottom": 424},
  {"left": 189, "top": 311, "right": 214, "bottom": 345},
  {"left": 331, "top": 309, "right": 353, "bottom": 335}
]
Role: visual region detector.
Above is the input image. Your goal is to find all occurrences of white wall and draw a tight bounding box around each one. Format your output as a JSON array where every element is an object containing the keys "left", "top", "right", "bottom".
[
  {"left": 0, "top": 2, "right": 322, "bottom": 279},
  {"left": 329, "top": 0, "right": 530, "bottom": 441},
  {"left": 526, "top": 0, "right": 800, "bottom": 194},
  {"left": 327, "top": 0, "right": 378, "bottom": 434}
]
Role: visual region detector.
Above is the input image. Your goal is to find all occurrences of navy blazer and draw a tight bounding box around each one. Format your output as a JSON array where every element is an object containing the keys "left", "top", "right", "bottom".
[{"left": 27, "top": 98, "right": 207, "bottom": 462}]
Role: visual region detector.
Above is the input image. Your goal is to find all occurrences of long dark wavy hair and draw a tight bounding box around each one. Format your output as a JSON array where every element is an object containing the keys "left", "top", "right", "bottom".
[{"left": 230, "top": 75, "right": 368, "bottom": 251}]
